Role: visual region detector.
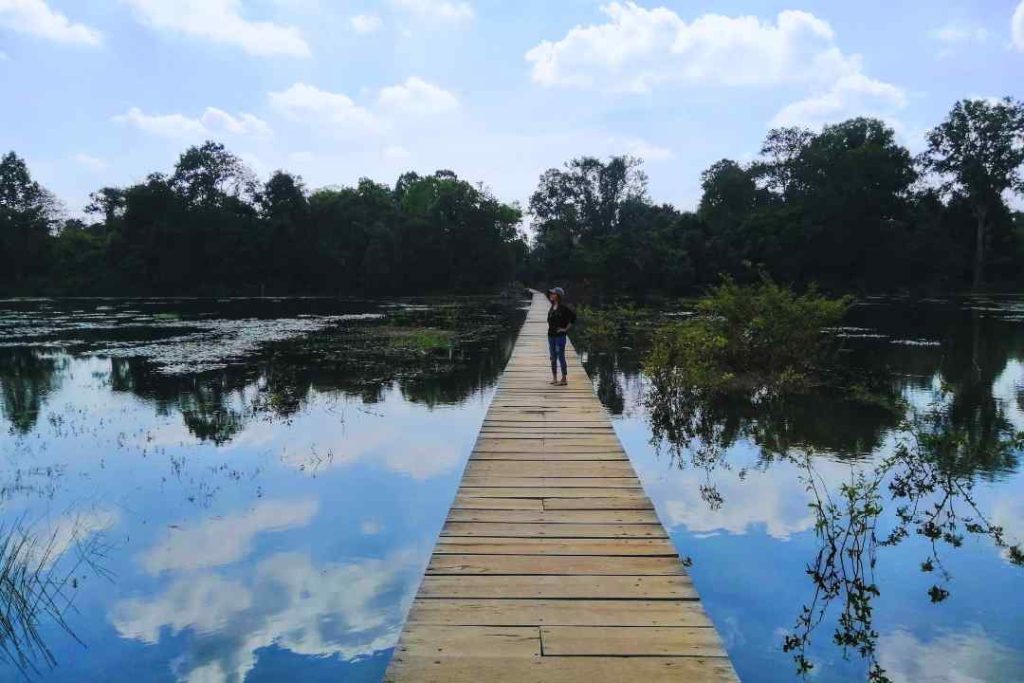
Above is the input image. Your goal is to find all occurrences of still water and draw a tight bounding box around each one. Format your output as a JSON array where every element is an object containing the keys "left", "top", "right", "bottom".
[
  {"left": 1, "top": 295, "right": 1022, "bottom": 682},
  {"left": 578, "top": 295, "right": 1024, "bottom": 682},
  {"left": 0, "top": 296, "right": 523, "bottom": 681}
]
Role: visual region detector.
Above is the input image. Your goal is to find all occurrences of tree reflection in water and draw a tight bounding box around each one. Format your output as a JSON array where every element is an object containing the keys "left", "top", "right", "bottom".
[
  {"left": 0, "top": 295, "right": 527, "bottom": 676},
  {"left": 645, "top": 374, "right": 1023, "bottom": 681}
]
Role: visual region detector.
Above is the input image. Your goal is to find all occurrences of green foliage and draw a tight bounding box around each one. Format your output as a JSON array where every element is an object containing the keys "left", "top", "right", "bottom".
[
  {"left": 528, "top": 100, "right": 1024, "bottom": 296},
  {"left": 0, "top": 143, "right": 526, "bottom": 297},
  {"left": 571, "top": 304, "right": 657, "bottom": 353},
  {"left": 646, "top": 276, "right": 850, "bottom": 392},
  {"left": 919, "top": 97, "right": 1024, "bottom": 289}
]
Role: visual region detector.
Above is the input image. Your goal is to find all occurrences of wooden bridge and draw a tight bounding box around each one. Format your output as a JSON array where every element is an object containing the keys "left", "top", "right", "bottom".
[{"left": 385, "top": 291, "right": 737, "bottom": 682}]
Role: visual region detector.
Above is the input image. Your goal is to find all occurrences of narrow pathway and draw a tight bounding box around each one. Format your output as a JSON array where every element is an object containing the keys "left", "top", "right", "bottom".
[{"left": 385, "top": 291, "right": 737, "bottom": 681}]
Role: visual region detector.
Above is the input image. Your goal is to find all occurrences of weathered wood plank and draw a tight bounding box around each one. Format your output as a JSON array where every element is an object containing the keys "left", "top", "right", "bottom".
[
  {"left": 418, "top": 575, "right": 695, "bottom": 599},
  {"left": 405, "top": 599, "right": 713, "bottom": 627},
  {"left": 434, "top": 537, "right": 678, "bottom": 556},
  {"left": 465, "top": 461, "right": 636, "bottom": 476},
  {"left": 458, "top": 487, "right": 648, "bottom": 499},
  {"left": 426, "top": 554, "right": 686, "bottom": 576},
  {"left": 542, "top": 497, "right": 656, "bottom": 510},
  {"left": 385, "top": 656, "right": 738, "bottom": 683},
  {"left": 445, "top": 508, "right": 662, "bottom": 524},
  {"left": 395, "top": 626, "right": 541, "bottom": 658},
  {"left": 452, "top": 496, "right": 545, "bottom": 511},
  {"left": 442, "top": 522, "right": 667, "bottom": 538},
  {"left": 541, "top": 626, "right": 726, "bottom": 657},
  {"left": 459, "top": 477, "right": 642, "bottom": 489}
]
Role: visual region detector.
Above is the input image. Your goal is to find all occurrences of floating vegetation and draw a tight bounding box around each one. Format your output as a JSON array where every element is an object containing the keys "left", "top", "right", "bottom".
[{"left": 889, "top": 338, "right": 941, "bottom": 347}]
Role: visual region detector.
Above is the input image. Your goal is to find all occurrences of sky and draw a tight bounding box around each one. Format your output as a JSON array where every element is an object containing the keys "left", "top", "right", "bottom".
[{"left": 1, "top": 0, "right": 1023, "bottom": 218}]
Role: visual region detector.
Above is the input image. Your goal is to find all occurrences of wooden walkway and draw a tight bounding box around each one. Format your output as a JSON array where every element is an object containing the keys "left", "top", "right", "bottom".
[{"left": 385, "top": 291, "right": 737, "bottom": 682}]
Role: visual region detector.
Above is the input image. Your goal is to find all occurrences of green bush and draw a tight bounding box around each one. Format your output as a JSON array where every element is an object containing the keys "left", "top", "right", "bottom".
[{"left": 646, "top": 276, "right": 850, "bottom": 392}]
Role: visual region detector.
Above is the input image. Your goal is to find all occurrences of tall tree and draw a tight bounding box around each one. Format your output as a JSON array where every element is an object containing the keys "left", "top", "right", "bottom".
[
  {"left": 920, "top": 98, "right": 1024, "bottom": 290},
  {"left": 0, "top": 152, "right": 60, "bottom": 292},
  {"left": 170, "top": 141, "right": 257, "bottom": 209}
]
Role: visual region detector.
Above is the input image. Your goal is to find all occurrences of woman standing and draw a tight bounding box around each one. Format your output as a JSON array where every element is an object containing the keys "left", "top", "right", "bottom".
[{"left": 546, "top": 287, "right": 577, "bottom": 385}]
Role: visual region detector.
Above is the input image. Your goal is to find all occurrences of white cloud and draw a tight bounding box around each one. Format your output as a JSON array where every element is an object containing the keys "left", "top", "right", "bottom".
[
  {"left": 350, "top": 12, "right": 382, "bottom": 34},
  {"left": 377, "top": 77, "right": 459, "bottom": 116},
  {"left": 525, "top": 3, "right": 906, "bottom": 128},
  {"left": 770, "top": 72, "right": 907, "bottom": 128},
  {"left": 141, "top": 499, "right": 318, "bottom": 574},
  {"left": 0, "top": 0, "right": 101, "bottom": 45},
  {"left": 0, "top": 49, "right": 9, "bottom": 60},
  {"left": 661, "top": 463, "right": 818, "bottom": 539},
  {"left": 930, "top": 24, "right": 988, "bottom": 45},
  {"left": 269, "top": 82, "right": 381, "bottom": 133},
  {"left": 269, "top": 79, "right": 458, "bottom": 136},
  {"left": 391, "top": 0, "right": 473, "bottom": 24},
  {"left": 878, "top": 627, "right": 1024, "bottom": 683},
  {"left": 71, "top": 153, "right": 107, "bottom": 172},
  {"left": 526, "top": 5, "right": 861, "bottom": 92},
  {"left": 1013, "top": 1, "right": 1024, "bottom": 51},
  {"left": 113, "top": 550, "right": 420, "bottom": 680},
  {"left": 113, "top": 106, "right": 272, "bottom": 139},
  {"left": 123, "top": 0, "right": 310, "bottom": 57},
  {"left": 615, "top": 137, "right": 673, "bottom": 162},
  {"left": 199, "top": 107, "right": 272, "bottom": 136},
  {"left": 114, "top": 107, "right": 209, "bottom": 138}
]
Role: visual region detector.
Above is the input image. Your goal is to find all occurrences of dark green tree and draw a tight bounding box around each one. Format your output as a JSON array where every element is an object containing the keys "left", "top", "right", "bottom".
[{"left": 920, "top": 98, "right": 1024, "bottom": 290}]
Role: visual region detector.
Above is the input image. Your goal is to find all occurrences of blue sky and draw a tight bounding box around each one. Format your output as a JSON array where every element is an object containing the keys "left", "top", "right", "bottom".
[{"left": 2, "top": 0, "right": 1023, "bottom": 217}]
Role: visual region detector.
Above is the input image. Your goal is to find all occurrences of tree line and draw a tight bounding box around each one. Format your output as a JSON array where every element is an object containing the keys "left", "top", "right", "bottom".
[
  {"left": 0, "top": 143, "right": 526, "bottom": 296},
  {"left": 527, "top": 97, "right": 1024, "bottom": 297},
  {"left": 2, "top": 97, "right": 1022, "bottom": 298}
]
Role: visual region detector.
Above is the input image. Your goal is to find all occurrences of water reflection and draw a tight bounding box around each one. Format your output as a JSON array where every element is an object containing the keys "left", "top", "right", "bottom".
[
  {"left": 112, "top": 501, "right": 419, "bottom": 683},
  {"left": 578, "top": 296, "right": 1024, "bottom": 682},
  {"left": 0, "top": 296, "right": 525, "bottom": 680},
  {"left": 0, "top": 350, "right": 66, "bottom": 435}
]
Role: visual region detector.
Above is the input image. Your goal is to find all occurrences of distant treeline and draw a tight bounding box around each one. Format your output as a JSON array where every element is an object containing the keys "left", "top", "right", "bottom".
[
  {"left": 1, "top": 97, "right": 1022, "bottom": 297},
  {"left": 0, "top": 144, "right": 526, "bottom": 296},
  {"left": 527, "top": 98, "right": 1024, "bottom": 298}
]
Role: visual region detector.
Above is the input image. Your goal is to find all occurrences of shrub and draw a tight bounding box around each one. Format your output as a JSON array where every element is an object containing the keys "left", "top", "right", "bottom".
[{"left": 646, "top": 276, "right": 850, "bottom": 393}]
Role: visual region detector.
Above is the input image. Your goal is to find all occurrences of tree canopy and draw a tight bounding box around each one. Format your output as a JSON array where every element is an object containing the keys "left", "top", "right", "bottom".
[
  {"left": 0, "top": 143, "right": 525, "bottom": 296},
  {"left": 3, "top": 97, "right": 1023, "bottom": 298}
]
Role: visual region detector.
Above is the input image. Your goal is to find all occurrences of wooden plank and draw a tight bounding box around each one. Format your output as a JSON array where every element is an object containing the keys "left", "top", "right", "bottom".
[
  {"left": 541, "top": 626, "right": 726, "bottom": 657},
  {"left": 418, "top": 575, "right": 695, "bottom": 599},
  {"left": 465, "top": 461, "right": 635, "bottom": 476},
  {"left": 459, "top": 477, "right": 642, "bottom": 489},
  {"left": 385, "top": 656, "right": 738, "bottom": 682},
  {"left": 445, "top": 508, "right": 662, "bottom": 524},
  {"left": 458, "top": 487, "right": 648, "bottom": 499},
  {"left": 434, "top": 537, "right": 677, "bottom": 556},
  {"left": 442, "top": 522, "right": 667, "bottom": 538},
  {"left": 471, "top": 451, "right": 628, "bottom": 461},
  {"left": 543, "top": 497, "right": 655, "bottom": 510},
  {"left": 426, "top": 554, "right": 685, "bottom": 576},
  {"left": 395, "top": 626, "right": 540, "bottom": 658},
  {"left": 452, "top": 496, "right": 544, "bottom": 511},
  {"left": 405, "top": 599, "right": 713, "bottom": 627}
]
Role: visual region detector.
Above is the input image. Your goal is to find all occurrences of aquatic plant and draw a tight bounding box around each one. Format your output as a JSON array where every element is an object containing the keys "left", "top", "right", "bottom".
[
  {"left": 645, "top": 275, "right": 851, "bottom": 394},
  {"left": 0, "top": 519, "right": 110, "bottom": 677}
]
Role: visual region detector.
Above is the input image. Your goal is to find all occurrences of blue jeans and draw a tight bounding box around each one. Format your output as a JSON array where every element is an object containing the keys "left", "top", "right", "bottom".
[{"left": 548, "top": 335, "right": 567, "bottom": 377}]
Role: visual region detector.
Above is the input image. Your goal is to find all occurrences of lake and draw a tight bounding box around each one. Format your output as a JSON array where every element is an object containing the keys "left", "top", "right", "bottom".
[{"left": 1, "top": 294, "right": 1022, "bottom": 682}]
